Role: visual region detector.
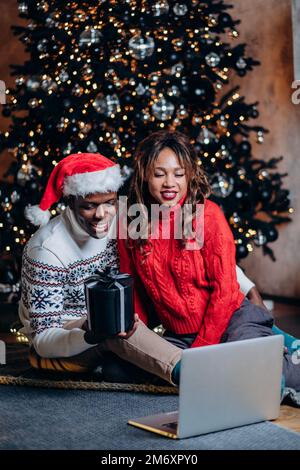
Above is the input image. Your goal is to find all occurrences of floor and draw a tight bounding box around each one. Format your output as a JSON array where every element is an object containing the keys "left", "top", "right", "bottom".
[{"left": 1, "top": 298, "right": 300, "bottom": 435}]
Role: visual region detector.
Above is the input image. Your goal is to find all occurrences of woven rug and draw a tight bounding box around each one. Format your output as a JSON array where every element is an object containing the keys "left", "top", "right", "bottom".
[
  {"left": 2, "top": 343, "right": 300, "bottom": 406},
  {"left": 0, "top": 343, "right": 177, "bottom": 394}
]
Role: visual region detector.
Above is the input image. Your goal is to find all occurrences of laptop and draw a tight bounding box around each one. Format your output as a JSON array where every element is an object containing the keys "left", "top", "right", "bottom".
[{"left": 128, "top": 335, "right": 283, "bottom": 439}]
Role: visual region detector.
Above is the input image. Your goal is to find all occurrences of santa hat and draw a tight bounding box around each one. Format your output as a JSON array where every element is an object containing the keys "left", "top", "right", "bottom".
[{"left": 25, "top": 153, "right": 123, "bottom": 227}]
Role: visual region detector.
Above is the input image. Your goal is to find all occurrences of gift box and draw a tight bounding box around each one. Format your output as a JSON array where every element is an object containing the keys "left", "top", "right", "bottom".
[{"left": 84, "top": 267, "right": 134, "bottom": 336}]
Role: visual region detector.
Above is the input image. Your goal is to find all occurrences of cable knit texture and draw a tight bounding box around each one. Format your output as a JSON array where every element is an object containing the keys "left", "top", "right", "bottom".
[{"left": 118, "top": 198, "right": 245, "bottom": 348}]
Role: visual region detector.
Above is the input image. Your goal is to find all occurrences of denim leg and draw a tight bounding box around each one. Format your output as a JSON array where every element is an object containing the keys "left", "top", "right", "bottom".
[{"left": 221, "top": 298, "right": 274, "bottom": 343}]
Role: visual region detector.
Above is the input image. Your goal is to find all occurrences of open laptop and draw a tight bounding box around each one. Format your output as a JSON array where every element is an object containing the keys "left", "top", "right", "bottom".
[{"left": 128, "top": 335, "right": 283, "bottom": 439}]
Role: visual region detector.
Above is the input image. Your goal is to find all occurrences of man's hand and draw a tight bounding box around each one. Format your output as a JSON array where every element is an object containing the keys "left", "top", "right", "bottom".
[
  {"left": 82, "top": 313, "right": 139, "bottom": 344},
  {"left": 247, "top": 286, "right": 267, "bottom": 310},
  {"left": 117, "top": 313, "right": 139, "bottom": 340}
]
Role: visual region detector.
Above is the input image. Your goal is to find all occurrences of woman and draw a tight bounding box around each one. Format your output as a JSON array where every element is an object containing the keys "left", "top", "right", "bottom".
[{"left": 118, "top": 130, "right": 300, "bottom": 390}]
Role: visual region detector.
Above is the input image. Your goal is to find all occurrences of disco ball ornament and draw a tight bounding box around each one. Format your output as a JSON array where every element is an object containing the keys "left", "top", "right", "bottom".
[
  {"left": 79, "top": 29, "right": 103, "bottom": 47},
  {"left": 45, "top": 15, "right": 56, "bottom": 27},
  {"left": 173, "top": 3, "right": 188, "bottom": 16},
  {"left": 15, "top": 76, "right": 25, "bottom": 86},
  {"left": 152, "top": 97, "right": 175, "bottom": 121},
  {"left": 41, "top": 76, "right": 57, "bottom": 92},
  {"left": 136, "top": 83, "right": 147, "bottom": 95},
  {"left": 197, "top": 128, "right": 218, "bottom": 145},
  {"left": 26, "top": 76, "right": 40, "bottom": 91},
  {"left": 236, "top": 57, "right": 247, "bottom": 69},
  {"left": 59, "top": 70, "right": 69, "bottom": 82},
  {"left": 87, "top": 141, "right": 98, "bottom": 153},
  {"left": 210, "top": 173, "right": 234, "bottom": 198},
  {"left": 37, "top": 39, "right": 49, "bottom": 52},
  {"left": 18, "top": 3, "right": 28, "bottom": 15},
  {"left": 205, "top": 52, "right": 221, "bottom": 67},
  {"left": 93, "top": 93, "right": 120, "bottom": 116},
  {"left": 128, "top": 34, "right": 155, "bottom": 60},
  {"left": 254, "top": 229, "right": 267, "bottom": 246},
  {"left": 152, "top": 0, "right": 169, "bottom": 16}
]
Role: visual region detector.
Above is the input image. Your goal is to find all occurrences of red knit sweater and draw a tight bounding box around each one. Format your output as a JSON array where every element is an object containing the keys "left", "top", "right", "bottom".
[{"left": 118, "top": 198, "right": 244, "bottom": 348}]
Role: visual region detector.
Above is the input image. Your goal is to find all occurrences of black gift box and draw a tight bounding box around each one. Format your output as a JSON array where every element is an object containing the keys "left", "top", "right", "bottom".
[{"left": 84, "top": 268, "right": 134, "bottom": 336}]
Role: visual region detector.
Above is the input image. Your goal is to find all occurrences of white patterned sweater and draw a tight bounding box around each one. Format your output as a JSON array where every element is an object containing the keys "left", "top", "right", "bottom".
[{"left": 19, "top": 206, "right": 119, "bottom": 358}]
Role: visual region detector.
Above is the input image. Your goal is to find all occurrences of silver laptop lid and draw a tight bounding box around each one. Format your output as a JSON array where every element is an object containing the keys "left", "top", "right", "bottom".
[{"left": 178, "top": 335, "right": 283, "bottom": 438}]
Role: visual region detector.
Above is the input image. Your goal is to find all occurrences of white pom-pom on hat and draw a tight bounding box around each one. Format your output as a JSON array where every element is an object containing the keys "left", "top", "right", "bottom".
[
  {"left": 24, "top": 153, "right": 124, "bottom": 227},
  {"left": 25, "top": 205, "right": 51, "bottom": 227}
]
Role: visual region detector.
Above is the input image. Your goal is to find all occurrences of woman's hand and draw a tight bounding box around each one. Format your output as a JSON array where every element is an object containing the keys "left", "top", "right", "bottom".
[{"left": 117, "top": 313, "right": 139, "bottom": 339}]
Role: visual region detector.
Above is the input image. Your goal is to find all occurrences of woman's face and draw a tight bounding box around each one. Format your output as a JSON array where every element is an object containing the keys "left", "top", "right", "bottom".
[{"left": 147, "top": 147, "right": 188, "bottom": 207}]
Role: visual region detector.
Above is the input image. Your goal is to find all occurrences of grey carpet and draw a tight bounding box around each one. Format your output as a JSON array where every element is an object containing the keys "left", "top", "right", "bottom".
[{"left": 1, "top": 385, "right": 300, "bottom": 450}]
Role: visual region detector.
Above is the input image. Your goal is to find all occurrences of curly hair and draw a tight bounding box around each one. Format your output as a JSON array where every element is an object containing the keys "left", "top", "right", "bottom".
[{"left": 127, "top": 130, "right": 211, "bottom": 251}]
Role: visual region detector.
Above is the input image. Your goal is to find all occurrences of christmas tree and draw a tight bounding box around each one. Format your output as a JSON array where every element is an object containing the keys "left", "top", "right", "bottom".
[{"left": 0, "top": 0, "right": 292, "bottom": 303}]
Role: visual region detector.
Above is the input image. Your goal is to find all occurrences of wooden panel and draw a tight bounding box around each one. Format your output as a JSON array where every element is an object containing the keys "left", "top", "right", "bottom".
[
  {"left": 276, "top": 405, "right": 300, "bottom": 433},
  {"left": 229, "top": 0, "right": 300, "bottom": 298},
  {"left": 292, "top": 0, "right": 300, "bottom": 80}
]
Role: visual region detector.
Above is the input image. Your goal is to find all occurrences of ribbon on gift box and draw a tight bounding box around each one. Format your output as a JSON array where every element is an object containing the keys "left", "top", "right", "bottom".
[{"left": 90, "top": 268, "right": 131, "bottom": 332}]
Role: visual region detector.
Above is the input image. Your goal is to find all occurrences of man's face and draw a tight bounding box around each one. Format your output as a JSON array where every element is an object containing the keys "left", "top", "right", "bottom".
[{"left": 70, "top": 192, "right": 117, "bottom": 239}]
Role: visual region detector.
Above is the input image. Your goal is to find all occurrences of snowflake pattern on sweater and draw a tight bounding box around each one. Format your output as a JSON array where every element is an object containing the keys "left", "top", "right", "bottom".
[{"left": 21, "top": 239, "right": 119, "bottom": 335}]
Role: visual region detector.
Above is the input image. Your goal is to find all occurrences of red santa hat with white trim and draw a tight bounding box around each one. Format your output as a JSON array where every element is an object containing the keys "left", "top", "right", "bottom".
[{"left": 25, "top": 153, "right": 124, "bottom": 226}]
